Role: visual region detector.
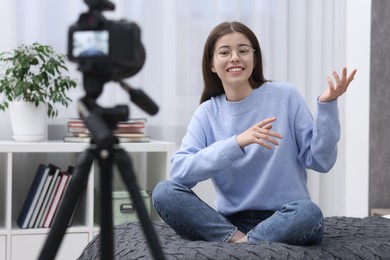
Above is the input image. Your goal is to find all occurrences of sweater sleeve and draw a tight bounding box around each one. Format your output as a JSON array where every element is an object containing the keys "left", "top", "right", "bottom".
[
  {"left": 170, "top": 110, "right": 245, "bottom": 188},
  {"left": 295, "top": 96, "right": 341, "bottom": 173}
]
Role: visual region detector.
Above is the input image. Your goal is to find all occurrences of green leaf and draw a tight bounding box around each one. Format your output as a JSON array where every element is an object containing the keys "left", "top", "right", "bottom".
[{"left": 0, "top": 42, "right": 78, "bottom": 118}]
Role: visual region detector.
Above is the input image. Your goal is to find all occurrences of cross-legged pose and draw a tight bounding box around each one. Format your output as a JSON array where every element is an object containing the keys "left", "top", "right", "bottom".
[{"left": 152, "top": 21, "right": 357, "bottom": 244}]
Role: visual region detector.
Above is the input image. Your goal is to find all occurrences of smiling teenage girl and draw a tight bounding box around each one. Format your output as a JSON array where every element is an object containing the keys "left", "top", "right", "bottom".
[{"left": 152, "top": 21, "right": 357, "bottom": 244}]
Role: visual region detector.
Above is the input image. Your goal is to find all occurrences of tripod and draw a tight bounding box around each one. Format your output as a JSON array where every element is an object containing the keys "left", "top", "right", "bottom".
[{"left": 38, "top": 94, "right": 165, "bottom": 260}]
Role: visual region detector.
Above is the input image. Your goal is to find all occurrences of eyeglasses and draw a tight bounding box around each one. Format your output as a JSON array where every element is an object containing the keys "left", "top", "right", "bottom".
[{"left": 213, "top": 45, "right": 255, "bottom": 63}]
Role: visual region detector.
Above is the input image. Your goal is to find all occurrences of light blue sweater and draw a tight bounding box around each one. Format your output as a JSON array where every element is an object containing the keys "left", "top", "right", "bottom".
[{"left": 170, "top": 82, "right": 340, "bottom": 215}]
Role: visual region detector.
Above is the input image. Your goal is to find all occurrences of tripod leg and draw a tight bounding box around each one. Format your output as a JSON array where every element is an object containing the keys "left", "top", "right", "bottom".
[
  {"left": 115, "top": 148, "right": 166, "bottom": 260},
  {"left": 97, "top": 148, "right": 114, "bottom": 260},
  {"left": 39, "top": 148, "right": 95, "bottom": 260}
]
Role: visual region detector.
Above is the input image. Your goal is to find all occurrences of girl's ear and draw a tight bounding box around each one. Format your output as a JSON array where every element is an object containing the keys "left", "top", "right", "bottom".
[{"left": 211, "top": 61, "right": 216, "bottom": 73}]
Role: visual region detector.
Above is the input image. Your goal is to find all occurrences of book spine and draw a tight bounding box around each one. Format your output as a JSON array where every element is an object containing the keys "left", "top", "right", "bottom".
[
  {"left": 34, "top": 168, "right": 60, "bottom": 228},
  {"left": 38, "top": 173, "right": 61, "bottom": 228},
  {"left": 17, "top": 164, "right": 49, "bottom": 229},
  {"left": 27, "top": 165, "right": 58, "bottom": 228},
  {"left": 43, "top": 173, "right": 69, "bottom": 228}
]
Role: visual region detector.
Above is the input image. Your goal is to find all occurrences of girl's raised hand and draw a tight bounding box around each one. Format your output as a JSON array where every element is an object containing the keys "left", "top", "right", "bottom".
[{"left": 318, "top": 67, "right": 357, "bottom": 102}]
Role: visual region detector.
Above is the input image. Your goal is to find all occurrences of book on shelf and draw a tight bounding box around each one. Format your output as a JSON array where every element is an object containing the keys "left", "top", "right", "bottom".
[
  {"left": 68, "top": 123, "right": 145, "bottom": 134},
  {"left": 43, "top": 171, "right": 70, "bottom": 228},
  {"left": 67, "top": 117, "right": 147, "bottom": 130},
  {"left": 27, "top": 164, "right": 59, "bottom": 228},
  {"left": 64, "top": 117, "right": 150, "bottom": 143},
  {"left": 72, "top": 132, "right": 145, "bottom": 138},
  {"left": 63, "top": 135, "right": 151, "bottom": 143},
  {"left": 52, "top": 166, "right": 80, "bottom": 228},
  {"left": 37, "top": 173, "right": 61, "bottom": 228},
  {"left": 34, "top": 166, "right": 60, "bottom": 228},
  {"left": 17, "top": 164, "right": 50, "bottom": 229},
  {"left": 17, "top": 164, "right": 76, "bottom": 229}
]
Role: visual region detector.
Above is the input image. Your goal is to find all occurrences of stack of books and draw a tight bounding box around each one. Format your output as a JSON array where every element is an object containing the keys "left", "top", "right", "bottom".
[
  {"left": 17, "top": 164, "right": 76, "bottom": 229},
  {"left": 63, "top": 118, "right": 150, "bottom": 143}
]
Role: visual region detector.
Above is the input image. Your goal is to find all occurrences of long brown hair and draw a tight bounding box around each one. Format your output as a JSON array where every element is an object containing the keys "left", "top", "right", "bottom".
[{"left": 200, "top": 21, "right": 267, "bottom": 104}]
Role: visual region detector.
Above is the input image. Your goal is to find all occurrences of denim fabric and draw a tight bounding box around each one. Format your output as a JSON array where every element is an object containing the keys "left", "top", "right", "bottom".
[
  {"left": 152, "top": 180, "right": 237, "bottom": 242},
  {"left": 152, "top": 180, "right": 323, "bottom": 245}
]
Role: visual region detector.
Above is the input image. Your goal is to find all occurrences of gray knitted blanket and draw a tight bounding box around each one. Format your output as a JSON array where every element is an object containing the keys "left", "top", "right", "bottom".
[{"left": 78, "top": 216, "right": 390, "bottom": 259}]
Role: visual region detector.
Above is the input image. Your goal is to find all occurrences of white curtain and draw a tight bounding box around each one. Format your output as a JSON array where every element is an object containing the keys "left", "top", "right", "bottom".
[
  {"left": 0, "top": 0, "right": 349, "bottom": 216},
  {"left": 0, "top": 0, "right": 18, "bottom": 138}
]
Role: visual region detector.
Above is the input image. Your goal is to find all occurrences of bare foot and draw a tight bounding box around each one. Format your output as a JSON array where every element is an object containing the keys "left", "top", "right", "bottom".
[
  {"left": 228, "top": 230, "right": 246, "bottom": 243},
  {"left": 234, "top": 236, "right": 248, "bottom": 243}
]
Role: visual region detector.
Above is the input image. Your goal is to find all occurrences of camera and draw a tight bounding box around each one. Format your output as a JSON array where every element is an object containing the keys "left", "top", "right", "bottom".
[
  {"left": 66, "top": 0, "right": 157, "bottom": 141},
  {"left": 67, "top": 0, "right": 146, "bottom": 81}
]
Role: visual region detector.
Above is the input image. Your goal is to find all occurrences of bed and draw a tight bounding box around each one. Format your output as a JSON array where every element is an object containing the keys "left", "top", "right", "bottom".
[{"left": 78, "top": 216, "right": 390, "bottom": 259}]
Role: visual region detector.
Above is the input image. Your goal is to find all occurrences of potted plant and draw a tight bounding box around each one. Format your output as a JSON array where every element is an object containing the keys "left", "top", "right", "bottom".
[{"left": 0, "top": 42, "right": 78, "bottom": 141}]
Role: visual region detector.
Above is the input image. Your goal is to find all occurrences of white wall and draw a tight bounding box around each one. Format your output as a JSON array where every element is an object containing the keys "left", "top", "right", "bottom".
[
  {"left": 344, "top": 0, "right": 371, "bottom": 217},
  {"left": 0, "top": 0, "right": 17, "bottom": 140}
]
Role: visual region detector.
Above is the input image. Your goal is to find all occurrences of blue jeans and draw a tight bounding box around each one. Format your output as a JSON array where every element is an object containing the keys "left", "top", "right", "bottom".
[{"left": 152, "top": 180, "right": 323, "bottom": 245}]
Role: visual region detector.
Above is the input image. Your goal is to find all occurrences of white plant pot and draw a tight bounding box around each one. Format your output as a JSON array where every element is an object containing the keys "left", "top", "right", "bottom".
[{"left": 9, "top": 101, "right": 47, "bottom": 142}]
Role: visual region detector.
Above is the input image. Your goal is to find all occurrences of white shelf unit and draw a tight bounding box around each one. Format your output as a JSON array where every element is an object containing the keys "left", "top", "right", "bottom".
[{"left": 0, "top": 140, "right": 175, "bottom": 260}]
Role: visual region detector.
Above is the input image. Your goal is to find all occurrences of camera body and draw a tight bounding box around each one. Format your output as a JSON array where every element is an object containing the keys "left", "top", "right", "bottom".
[{"left": 68, "top": 2, "right": 145, "bottom": 81}]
